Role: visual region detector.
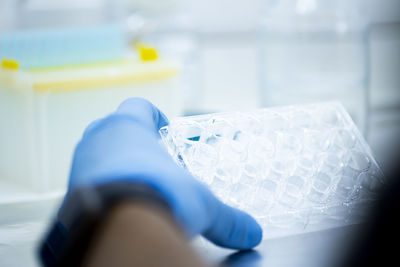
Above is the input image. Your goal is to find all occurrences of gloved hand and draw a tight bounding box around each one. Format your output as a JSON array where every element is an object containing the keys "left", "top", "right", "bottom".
[{"left": 68, "top": 97, "right": 262, "bottom": 250}]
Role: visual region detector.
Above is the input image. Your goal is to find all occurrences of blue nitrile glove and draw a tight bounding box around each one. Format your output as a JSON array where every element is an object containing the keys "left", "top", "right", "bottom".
[{"left": 68, "top": 97, "right": 262, "bottom": 249}]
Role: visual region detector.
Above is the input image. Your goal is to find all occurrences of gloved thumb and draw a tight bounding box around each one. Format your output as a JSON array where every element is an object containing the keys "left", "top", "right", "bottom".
[
  {"left": 81, "top": 98, "right": 168, "bottom": 140},
  {"left": 116, "top": 97, "right": 169, "bottom": 133}
]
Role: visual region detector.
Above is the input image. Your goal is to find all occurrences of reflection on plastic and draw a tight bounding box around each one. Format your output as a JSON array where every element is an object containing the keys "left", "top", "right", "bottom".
[
  {"left": 160, "top": 102, "right": 385, "bottom": 239},
  {"left": 220, "top": 250, "right": 262, "bottom": 267}
]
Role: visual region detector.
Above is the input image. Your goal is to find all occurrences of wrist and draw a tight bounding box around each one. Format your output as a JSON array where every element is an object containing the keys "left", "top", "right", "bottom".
[
  {"left": 82, "top": 201, "right": 203, "bottom": 267},
  {"left": 40, "top": 182, "right": 171, "bottom": 267}
]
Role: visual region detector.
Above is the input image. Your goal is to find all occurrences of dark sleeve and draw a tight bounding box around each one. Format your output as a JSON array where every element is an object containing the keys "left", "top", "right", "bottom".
[{"left": 39, "top": 221, "right": 68, "bottom": 267}]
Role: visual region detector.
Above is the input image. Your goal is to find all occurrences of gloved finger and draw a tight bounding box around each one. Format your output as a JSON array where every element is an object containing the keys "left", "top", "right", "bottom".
[
  {"left": 116, "top": 97, "right": 169, "bottom": 132},
  {"left": 81, "top": 118, "right": 104, "bottom": 140},
  {"left": 203, "top": 198, "right": 262, "bottom": 250},
  {"left": 81, "top": 98, "right": 168, "bottom": 140}
]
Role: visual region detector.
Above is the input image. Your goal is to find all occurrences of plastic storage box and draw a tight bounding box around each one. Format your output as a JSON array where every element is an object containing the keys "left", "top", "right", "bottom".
[
  {"left": 160, "top": 102, "right": 385, "bottom": 239},
  {"left": 0, "top": 59, "right": 182, "bottom": 192}
]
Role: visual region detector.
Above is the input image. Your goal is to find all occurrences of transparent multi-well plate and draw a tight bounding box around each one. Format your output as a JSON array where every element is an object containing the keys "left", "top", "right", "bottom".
[{"left": 160, "top": 102, "right": 385, "bottom": 238}]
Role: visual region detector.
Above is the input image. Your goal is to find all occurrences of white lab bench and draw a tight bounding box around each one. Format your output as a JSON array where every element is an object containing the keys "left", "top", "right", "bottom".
[
  {"left": 0, "top": 194, "right": 360, "bottom": 267},
  {"left": 0, "top": 183, "right": 360, "bottom": 267},
  {"left": 0, "top": 189, "right": 62, "bottom": 266}
]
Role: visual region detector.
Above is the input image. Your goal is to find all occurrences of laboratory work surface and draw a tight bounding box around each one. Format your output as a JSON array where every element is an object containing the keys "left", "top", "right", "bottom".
[
  {"left": 0, "top": 216, "right": 360, "bottom": 267},
  {"left": 194, "top": 224, "right": 361, "bottom": 267}
]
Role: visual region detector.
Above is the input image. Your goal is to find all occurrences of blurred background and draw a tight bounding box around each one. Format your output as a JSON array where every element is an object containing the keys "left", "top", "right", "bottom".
[{"left": 0, "top": 0, "right": 399, "bottom": 266}]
